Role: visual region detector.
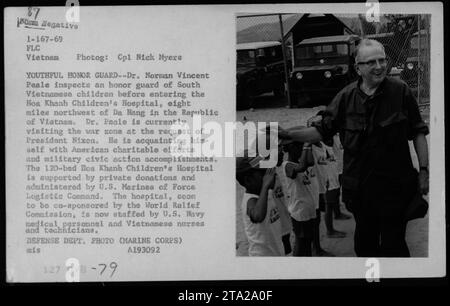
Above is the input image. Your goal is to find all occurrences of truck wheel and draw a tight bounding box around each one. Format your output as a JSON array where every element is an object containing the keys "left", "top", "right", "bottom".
[
  {"left": 273, "top": 84, "right": 285, "bottom": 98},
  {"left": 244, "top": 85, "right": 256, "bottom": 109},
  {"left": 237, "top": 90, "right": 255, "bottom": 110},
  {"left": 297, "top": 93, "right": 312, "bottom": 108},
  {"left": 236, "top": 96, "right": 249, "bottom": 110},
  {"left": 288, "top": 91, "right": 298, "bottom": 107}
]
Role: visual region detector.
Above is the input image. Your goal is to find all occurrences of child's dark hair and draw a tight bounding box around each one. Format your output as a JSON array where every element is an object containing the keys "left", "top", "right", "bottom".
[
  {"left": 236, "top": 171, "right": 249, "bottom": 187},
  {"left": 316, "top": 110, "right": 325, "bottom": 116},
  {"left": 236, "top": 168, "right": 265, "bottom": 194},
  {"left": 323, "top": 137, "right": 334, "bottom": 146},
  {"left": 283, "top": 141, "right": 304, "bottom": 154}
]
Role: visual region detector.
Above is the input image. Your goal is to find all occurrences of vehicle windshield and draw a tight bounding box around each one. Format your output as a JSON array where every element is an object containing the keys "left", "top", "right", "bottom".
[
  {"left": 237, "top": 50, "right": 256, "bottom": 66},
  {"left": 295, "top": 43, "right": 348, "bottom": 64},
  {"left": 410, "top": 36, "right": 428, "bottom": 50}
]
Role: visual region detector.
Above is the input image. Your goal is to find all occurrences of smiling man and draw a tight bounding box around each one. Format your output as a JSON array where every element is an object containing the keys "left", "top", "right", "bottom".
[{"left": 279, "top": 39, "right": 429, "bottom": 257}]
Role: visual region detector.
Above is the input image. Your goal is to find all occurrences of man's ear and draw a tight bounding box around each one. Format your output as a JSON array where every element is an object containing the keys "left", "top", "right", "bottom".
[
  {"left": 243, "top": 174, "right": 253, "bottom": 188},
  {"left": 355, "top": 64, "right": 361, "bottom": 76}
]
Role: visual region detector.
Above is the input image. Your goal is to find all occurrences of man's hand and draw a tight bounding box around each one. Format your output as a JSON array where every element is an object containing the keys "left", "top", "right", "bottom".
[
  {"left": 418, "top": 169, "right": 429, "bottom": 195},
  {"left": 307, "top": 115, "right": 322, "bottom": 127},
  {"left": 413, "top": 133, "right": 428, "bottom": 195},
  {"left": 262, "top": 168, "right": 276, "bottom": 189}
]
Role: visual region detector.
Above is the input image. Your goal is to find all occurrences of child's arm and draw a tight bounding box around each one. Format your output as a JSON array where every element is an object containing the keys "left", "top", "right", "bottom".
[
  {"left": 303, "top": 144, "right": 315, "bottom": 167},
  {"left": 312, "top": 142, "right": 328, "bottom": 165},
  {"left": 285, "top": 148, "right": 315, "bottom": 179},
  {"left": 247, "top": 168, "right": 276, "bottom": 223}
]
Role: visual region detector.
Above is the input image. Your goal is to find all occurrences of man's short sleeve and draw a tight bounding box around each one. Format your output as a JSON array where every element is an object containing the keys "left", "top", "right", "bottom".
[
  {"left": 404, "top": 83, "right": 429, "bottom": 139},
  {"left": 312, "top": 90, "right": 345, "bottom": 140}
]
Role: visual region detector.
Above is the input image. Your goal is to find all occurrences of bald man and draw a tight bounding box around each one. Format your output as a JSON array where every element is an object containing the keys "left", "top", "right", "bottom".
[{"left": 279, "top": 39, "right": 429, "bottom": 257}]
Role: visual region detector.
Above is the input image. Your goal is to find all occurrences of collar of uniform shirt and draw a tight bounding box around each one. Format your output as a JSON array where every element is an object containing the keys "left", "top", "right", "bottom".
[{"left": 356, "top": 76, "right": 387, "bottom": 100}]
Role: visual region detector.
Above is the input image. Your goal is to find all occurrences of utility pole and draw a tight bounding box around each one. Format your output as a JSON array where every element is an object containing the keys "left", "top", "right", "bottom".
[
  {"left": 279, "top": 14, "right": 292, "bottom": 108},
  {"left": 417, "top": 16, "right": 421, "bottom": 104}
]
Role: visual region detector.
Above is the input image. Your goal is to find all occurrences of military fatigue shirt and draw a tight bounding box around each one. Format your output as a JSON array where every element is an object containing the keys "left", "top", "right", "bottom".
[{"left": 313, "top": 77, "right": 429, "bottom": 201}]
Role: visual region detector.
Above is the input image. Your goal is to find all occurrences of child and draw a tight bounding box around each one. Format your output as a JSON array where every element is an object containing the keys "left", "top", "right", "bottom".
[
  {"left": 255, "top": 134, "right": 293, "bottom": 255},
  {"left": 325, "top": 136, "right": 351, "bottom": 220},
  {"left": 311, "top": 141, "right": 346, "bottom": 238},
  {"left": 236, "top": 154, "right": 284, "bottom": 256},
  {"left": 332, "top": 133, "right": 344, "bottom": 181},
  {"left": 278, "top": 141, "right": 317, "bottom": 256},
  {"left": 273, "top": 146, "right": 293, "bottom": 255},
  {"left": 306, "top": 111, "right": 345, "bottom": 239},
  {"left": 301, "top": 143, "right": 331, "bottom": 256}
]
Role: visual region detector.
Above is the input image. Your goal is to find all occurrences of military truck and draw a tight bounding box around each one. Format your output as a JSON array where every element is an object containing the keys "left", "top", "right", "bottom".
[
  {"left": 400, "top": 30, "right": 429, "bottom": 98},
  {"left": 236, "top": 41, "right": 286, "bottom": 110},
  {"left": 289, "top": 35, "right": 360, "bottom": 106}
]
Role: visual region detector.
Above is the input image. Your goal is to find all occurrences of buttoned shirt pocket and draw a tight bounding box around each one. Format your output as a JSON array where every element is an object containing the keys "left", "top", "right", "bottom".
[
  {"left": 378, "top": 112, "right": 408, "bottom": 147},
  {"left": 375, "top": 111, "right": 415, "bottom": 177},
  {"left": 342, "top": 115, "right": 365, "bottom": 155}
]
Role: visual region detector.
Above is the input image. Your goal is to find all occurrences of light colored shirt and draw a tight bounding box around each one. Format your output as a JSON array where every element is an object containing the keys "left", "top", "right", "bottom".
[
  {"left": 324, "top": 144, "right": 340, "bottom": 190},
  {"left": 273, "top": 168, "right": 293, "bottom": 236},
  {"left": 242, "top": 192, "right": 284, "bottom": 256},
  {"left": 312, "top": 143, "right": 328, "bottom": 193},
  {"left": 277, "top": 161, "right": 318, "bottom": 222},
  {"left": 332, "top": 134, "right": 344, "bottom": 175}
]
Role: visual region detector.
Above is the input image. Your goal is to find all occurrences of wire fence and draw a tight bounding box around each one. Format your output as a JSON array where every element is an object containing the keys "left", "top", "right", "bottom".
[
  {"left": 236, "top": 14, "right": 430, "bottom": 106},
  {"left": 364, "top": 14, "right": 430, "bottom": 105}
]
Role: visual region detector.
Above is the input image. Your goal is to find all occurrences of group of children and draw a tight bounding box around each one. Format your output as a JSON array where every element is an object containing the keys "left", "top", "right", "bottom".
[{"left": 236, "top": 115, "right": 351, "bottom": 257}]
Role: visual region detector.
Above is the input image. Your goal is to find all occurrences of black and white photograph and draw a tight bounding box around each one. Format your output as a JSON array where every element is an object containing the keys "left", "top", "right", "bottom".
[{"left": 236, "top": 13, "right": 432, "bottom": 258}]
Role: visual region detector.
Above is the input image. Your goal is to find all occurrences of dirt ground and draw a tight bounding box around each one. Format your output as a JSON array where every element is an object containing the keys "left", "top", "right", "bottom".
[{"left": 236, "top": 95, "right": 429, "bottom": 257}]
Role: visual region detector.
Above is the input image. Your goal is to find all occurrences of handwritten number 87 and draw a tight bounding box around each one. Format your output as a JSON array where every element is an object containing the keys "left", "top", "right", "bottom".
[{"left": 27, "top": 7, "right": 40, "bottom": 20}]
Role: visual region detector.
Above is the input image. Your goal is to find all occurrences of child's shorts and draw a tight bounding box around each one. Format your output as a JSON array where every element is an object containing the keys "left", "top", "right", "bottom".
[
  {"left": 319, "top": 193, "right": 326, "bottom": 212},
  {"left": 326, "top": 188, "right": 340, "bottom": 206},
  {"left": 291, "top": 217, "right": 314, "bottom": 239}
]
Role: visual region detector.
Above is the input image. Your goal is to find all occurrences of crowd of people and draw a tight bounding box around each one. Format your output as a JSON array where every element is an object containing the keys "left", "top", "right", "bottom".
[{"left": 236, "top": 128, "right": 349, "bottom": 257}]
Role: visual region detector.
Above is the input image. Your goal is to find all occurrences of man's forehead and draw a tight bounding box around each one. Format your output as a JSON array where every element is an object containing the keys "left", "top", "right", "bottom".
[{"left": 357, "top": 44, "right": 385, "bottom": 60}]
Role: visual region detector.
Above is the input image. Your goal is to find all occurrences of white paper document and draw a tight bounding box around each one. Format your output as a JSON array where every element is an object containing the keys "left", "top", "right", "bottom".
[{"left": 4, "top": 3, "right": 445, "bottom": 283}]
